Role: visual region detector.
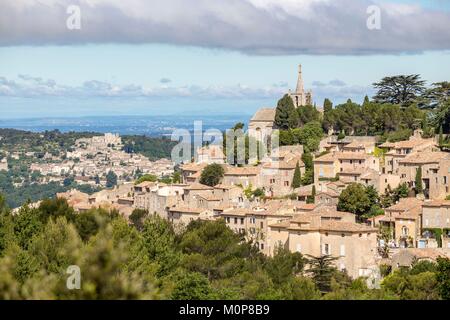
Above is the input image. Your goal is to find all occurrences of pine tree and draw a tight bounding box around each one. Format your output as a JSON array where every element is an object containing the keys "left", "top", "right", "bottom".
[
  {"left": 415, "top": 167, "right": 423, "bottom": 194},
  {"left": 292, "top": 161, "right": 302, "bottom": 189},
  {"left": 306, "top": 254, "right": 338, "bottom": 293}
]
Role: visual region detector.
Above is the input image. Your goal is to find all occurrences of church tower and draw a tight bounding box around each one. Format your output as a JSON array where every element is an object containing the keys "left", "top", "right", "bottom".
[{"left": 288, "top": 64, "right": 313, "bottom": 108}]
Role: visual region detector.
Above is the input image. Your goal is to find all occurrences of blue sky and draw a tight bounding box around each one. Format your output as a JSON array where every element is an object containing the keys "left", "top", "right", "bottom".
[{"left": 1, "top": 0, "right": 450, "bottom": 118}]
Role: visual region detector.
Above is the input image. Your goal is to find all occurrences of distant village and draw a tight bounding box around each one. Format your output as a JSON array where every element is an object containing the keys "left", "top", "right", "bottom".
[
  {"left": 8, "top": 66, "right": 450, "bottom": 285},
  {"left": 1, "top": 133, "right": 173, "bottom": 188}
]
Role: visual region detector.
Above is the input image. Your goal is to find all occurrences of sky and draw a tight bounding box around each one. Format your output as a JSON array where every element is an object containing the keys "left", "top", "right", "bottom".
[{"left": 0, "top": 0, "right": 450, "bottom": 119}]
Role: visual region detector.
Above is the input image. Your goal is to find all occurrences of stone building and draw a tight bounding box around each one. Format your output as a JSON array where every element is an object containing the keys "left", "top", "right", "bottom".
[
  {"left": 268, "top": 209, "right": 378, "bottom": 279},
  {"left": 420, "top": 200, "right": 450, "bottom": 249},
  {"left": 397, "top": 151, "right": 450, "bottom": 200}
]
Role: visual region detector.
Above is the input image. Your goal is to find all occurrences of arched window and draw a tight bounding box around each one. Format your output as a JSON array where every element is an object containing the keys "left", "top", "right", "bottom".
[{"left": 402, "top": 226, "right": 408, "bottom": 236}]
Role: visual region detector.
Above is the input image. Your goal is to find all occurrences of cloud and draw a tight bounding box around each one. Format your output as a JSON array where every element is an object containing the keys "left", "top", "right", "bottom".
[
  {"left": 0, "top": 74, "right": 375, "bottom": 105},
  {"left": 1, "top": 0, "right": 450, "bottom": 55},
  {"left": 0, "top": 74, "right": 288, "bottom": 100},
  {"left": 159, "top": 78, "right": 172, "bottom": 84},
  {"left": 310, "top": 79, "right": 373, "bottom": 105}
]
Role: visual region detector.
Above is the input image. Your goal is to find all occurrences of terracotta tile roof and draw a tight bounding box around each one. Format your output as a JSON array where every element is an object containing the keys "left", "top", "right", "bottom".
[
  {"left": 422, "top": 200, "right": 450, "bottom": 207},
  {"left": 296, "top": 203, "right": 317, "bottom": 211},
  {"left": 294, "top": 185, "right": 313, "bottom": 197},
  {"left": 399, "top": 151, "right": 449, "bottom": 164},
  {"left": 314, "top": 152, "right": 337, "bottom": 162},
  {"left": 180, "top": 163, "right": 207, "bottom": 172},
  {"left": 184, "top": 182, "right": 214, "bottom": 190},
  {"left": 319, "top": 220, "right": 377, "bottom": 233},
  {"left": 134, "top": 181, "right": 156, "bottom": 188},
  {"left": 343, "top": 141, "right": 366, "bottom": 149},
  {"left": 385, "top": 197, "right": 423, "bottom": 212},
  {"left": 381, "top": 138, "right": 435, "bottom": 150},
  {"left": 224, "top": 166, "right": 260, "bottom": 176}
]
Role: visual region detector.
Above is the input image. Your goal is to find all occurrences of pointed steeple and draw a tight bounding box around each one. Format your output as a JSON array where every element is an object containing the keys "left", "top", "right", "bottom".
[{"left": 295, "top": 64, "right": 304, "bottom": 94}]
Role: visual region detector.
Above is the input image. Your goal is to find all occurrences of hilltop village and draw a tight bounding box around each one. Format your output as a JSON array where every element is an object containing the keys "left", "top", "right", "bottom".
[{"left": 46, "top": 66, "right": 450, "bottom": 283}]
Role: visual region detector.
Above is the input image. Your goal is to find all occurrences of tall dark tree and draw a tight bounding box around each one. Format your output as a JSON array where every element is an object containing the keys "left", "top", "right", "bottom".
[
  {"left": 106, "top": 171, "right": 118, "bottom": 188},
  {"left": 415, "top": 167, "right": 423, "bottom": 194},
  {"left": 292, "top": 161, "right": 302, "bottom": 189},
  {"left": 306, "top": 254, "right": 338, "bottom": 293},
  {"left": 373, "top": 75, "right": 426, "bottom": 106},
  {"left": 323, "top": 98, "right": 333, "bottom": 113},
  {"left": 436, "top": 257, "right": 450, "bottom": 300},
  {"left": 275, "top": 94, "right": 299, "bottom": 129}
]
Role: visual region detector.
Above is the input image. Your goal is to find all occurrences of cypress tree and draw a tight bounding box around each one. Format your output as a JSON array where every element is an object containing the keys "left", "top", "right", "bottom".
[
  {"left": 323, "top": 98, "right": 333, "bottom": 114},
  {"left": 275, "top": 94, "right": 299, "bottom": 129},
  {"left": 415, "top": 167, "right": 423, "bottom": 194},
  {"left": 439, "top": 125, "right": 444, "bottom": 146},
  {"left": 292, "top": 161, "right": 302, "bottom": 189}
]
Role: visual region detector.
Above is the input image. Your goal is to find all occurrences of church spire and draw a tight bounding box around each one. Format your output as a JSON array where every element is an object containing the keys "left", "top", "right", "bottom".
[{"left": 295, "top": 64, "right": 304, "bottom": 94}]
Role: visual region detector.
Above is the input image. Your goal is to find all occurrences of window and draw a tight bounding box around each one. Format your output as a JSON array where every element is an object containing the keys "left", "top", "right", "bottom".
[
  {"left": 284, "top": 181, "right": 289, "bottom": 186},
  {"left": 234, "top": 217, "right": 238, "bottom": 224},
  {"left": 226, "top": 217, "right": 230, "bottom": 223},
  {"left": 402, "top": 226, "right": 408, "bottom": 236},
  {"left": 240, "top": 218, "right": 244, "bottom": 225},
  {"left": 323, "top": 244, "right": 330, "bottom": 255},
  {"left": 260, "top": 243, "right": 264, "bottom": 250},
  {"left": 260, "top": 222, "right": 264, "bottom": 229},
  {"left": 340, "top": 244, "right": 346, "bottom": 256}
]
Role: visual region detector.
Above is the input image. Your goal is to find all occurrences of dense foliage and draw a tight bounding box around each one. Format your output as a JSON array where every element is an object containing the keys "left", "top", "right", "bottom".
[
  {"left": 0, "top": 195, "right": 449, "bottom": 300},
  {"left": 122, "top": 135, "right": 177, "bottom": 160},
  {"left": 199, "top": 164, "right": 224, "bottom": 187}
]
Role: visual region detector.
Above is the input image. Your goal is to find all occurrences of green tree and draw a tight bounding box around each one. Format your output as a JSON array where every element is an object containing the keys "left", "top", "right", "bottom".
[
  {"left": 13, "top": 205, "right": 43, "bottom": 250},
  {"left": 106, "top": 171, "right": 118, "bottom": 188},
  {"left": 373, "top": 74, "right": 426, "bottom": 107},
  {"left": 292, "top": 161, "right": 302, "bottom": 189},
  {"left": 171, "top": 271, "right": 213, "bottom": 300},
  {"left": 264, "top": 247, "right": 305, "bottom": 286},
  {"left": 129, "top": 209, "right": 149, "bottom": 231},
  {"left": 306, "top": 255, "right": 339, "bottom": 293},
  {"left": 436, "top": 257, "right": 450, "bottom": 300},
  {"left": 135, "top": 174, "right": 157, "bottom": 184},
  {"left": 337, "top": 183, "right": 371, "bottom": 218},
  {"left": 199, "top": 163, "right": 224, "bottom": 187},
  {"left": 323, "top": 98, "right": 333, "bottom": 113},
  {"left": 415, "top": 167, "right": 423, "bottom": 194},
  {"left": 298, "top": 105, "right": 320, "bottom": 126},
  {"left": 142, "top": 215, "right": 180, "bottom": 276},
  {"left": 275, "top": 94, "right": 299, "bottom": 129},
  {"left": 306, "top": 185, "right": 316, "bottom": 204}
]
